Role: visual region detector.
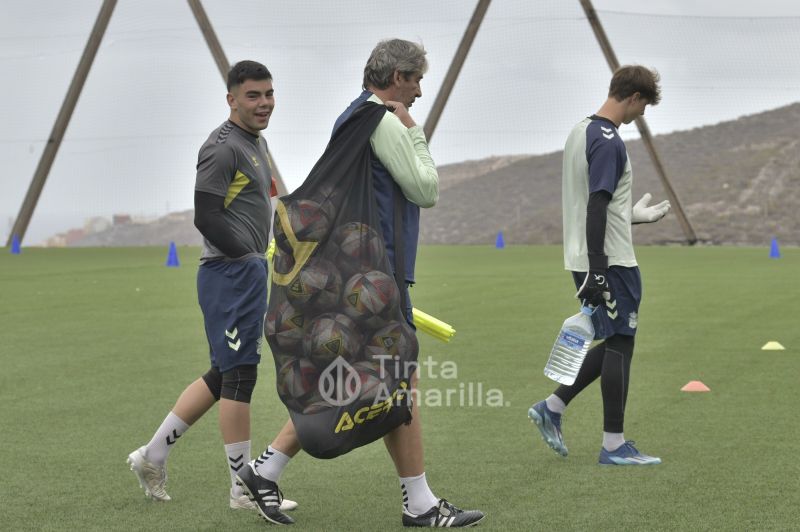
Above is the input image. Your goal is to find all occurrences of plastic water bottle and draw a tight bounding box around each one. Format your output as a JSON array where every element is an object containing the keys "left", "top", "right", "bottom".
[{"left": 543, "top": 305, "right": 595, "bottom": 386}]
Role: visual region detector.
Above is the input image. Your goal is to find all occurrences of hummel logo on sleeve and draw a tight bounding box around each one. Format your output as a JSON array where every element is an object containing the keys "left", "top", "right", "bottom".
[
  {"left": 601, "top": 126, "right": 615, "bottom": 140},
  {"left": 216, "top": 121, "right": 234, "bottom": 144}
]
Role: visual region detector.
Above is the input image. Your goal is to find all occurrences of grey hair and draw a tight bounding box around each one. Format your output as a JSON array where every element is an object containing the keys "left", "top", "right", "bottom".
[{"left": 362, "top": 39, "right": 428, "bottom": 90}]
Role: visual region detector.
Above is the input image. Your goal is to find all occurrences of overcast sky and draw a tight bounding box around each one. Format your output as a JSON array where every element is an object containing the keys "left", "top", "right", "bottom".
[{"left": 2, "top": 0, "right": 800, "bottom": 244}]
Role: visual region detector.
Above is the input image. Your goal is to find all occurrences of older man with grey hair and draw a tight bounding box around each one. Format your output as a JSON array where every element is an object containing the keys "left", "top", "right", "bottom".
[{"left": 235, "top": 39, "right": 485, "bottom": 528}]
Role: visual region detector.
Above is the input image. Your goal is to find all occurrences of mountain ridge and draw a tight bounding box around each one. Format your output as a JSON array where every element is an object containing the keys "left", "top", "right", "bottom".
[{"left": 70, "top": 102, "right": 800, "bottom": 247}]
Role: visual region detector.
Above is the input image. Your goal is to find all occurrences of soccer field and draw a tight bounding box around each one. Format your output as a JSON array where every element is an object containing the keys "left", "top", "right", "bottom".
[{"left": 1, "top": 245, "right": 797, "bottom": 530}]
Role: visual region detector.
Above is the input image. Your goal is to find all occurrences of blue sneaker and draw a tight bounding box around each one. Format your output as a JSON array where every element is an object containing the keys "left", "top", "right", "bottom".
[
  {"left": 599, "top": 441, "right": 661, "bottom": 465},
  {"left": 527, "top": 401, "right": 568, "bottom": 456}
]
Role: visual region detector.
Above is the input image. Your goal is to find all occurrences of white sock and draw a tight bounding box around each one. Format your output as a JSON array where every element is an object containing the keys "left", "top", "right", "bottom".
[
  {"left": 545, "top": 394, "right": 566, "bottom": 414},
  {"left": 225, "top": 440, "right": 251, "bottom": 496},
  {"left": 144, "top": 411, "right": 189, "bottom": 466},
  {"left": 400, "top": 473, "right": 438, "bottom": 515},
  {"left": 603, "top": 432, "right": 625, "bottom": 451},
  {"left": 253, "top": 446, "right": 291, "bottom": 483}
]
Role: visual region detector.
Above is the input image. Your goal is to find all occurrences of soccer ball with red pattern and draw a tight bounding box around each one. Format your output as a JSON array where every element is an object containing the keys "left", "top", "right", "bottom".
[
  {"left": 303, "top": 313, "right": 362, "bottom": 369},
  {"left": 364, "top": 320, "right": 419, "bottom": 363},
  {"left": 265, "top": 299, "right": 306, "bottom": 352},
  {"left": 342, "top": 270, "right": 399, "bottom": 329},
  {"left": 276, "top": 357, "right": 319, "bottom": 408},
  {"left": 286, "top": 257, "right": 342, "bottom": 312},
  {"left": 328, "top": 222, "right": 386, "bottom": 278},
  {"left": 288, "top": 199, "right": 333, "bottom": 242},
  {"left": 301, "top": 391, "right": 332, "bottom": 414},
  {"left": 346, "top": 360, "right": 392, "bottom": 404}
]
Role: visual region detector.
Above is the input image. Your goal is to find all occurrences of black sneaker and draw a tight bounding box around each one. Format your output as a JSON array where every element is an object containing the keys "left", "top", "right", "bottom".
[
  {"left": 402, "top": 499, "right": 485, "bottom": 527},
  {"left": 235, "top": 463, "right": 295, "bottom": 525}
]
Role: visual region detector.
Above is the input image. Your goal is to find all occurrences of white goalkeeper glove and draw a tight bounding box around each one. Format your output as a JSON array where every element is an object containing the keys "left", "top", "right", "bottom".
[{"left": 632, "top": 193, "right": 670, "bottom": 224}]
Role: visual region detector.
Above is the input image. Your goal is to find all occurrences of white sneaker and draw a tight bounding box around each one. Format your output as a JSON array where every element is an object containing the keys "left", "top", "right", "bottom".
[
  {"left": 230, "top": 489, "right": 298, "bottom": 512},
  {"left": 127, "top": 447, "right": 170, "bottom": 501},
  {"left": 230, "top": 492, "right": 256, "bottom": 510},
  {"left": 280, "top": 497, "right": 298, "bottom": 512}
]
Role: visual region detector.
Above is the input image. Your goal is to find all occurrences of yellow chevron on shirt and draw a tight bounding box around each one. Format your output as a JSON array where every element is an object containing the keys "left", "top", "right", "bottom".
[{"left": 224, "top": 170, "right": 250, "bottom": 208}]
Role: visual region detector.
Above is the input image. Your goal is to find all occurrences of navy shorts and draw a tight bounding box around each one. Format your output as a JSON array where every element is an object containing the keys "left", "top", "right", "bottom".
[
  {"left": 572, "top": 266, "right": 642, "bottom": 340},
  {"left": 197, "top": 257, "right": 268, "bottom": 373}
]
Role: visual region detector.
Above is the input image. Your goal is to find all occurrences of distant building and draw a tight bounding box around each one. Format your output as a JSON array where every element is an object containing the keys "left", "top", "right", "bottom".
[
  {"left": 64, "top": 228, "right": 85, "bottom": 245},
  {"left": 131, "top": 214, "right": 158, "bottom": 224},
  {"left": 164, "top": 211, "right": 193, "bottom": 222},
  {"left": 113, "top": 214, "right": 132, "bottom": 225},
  {"left": 84, "top": 216, "right": 111, "bottom": 234},
  {"left": 45, "top": 234, "right": 67, "bottom": 247}
]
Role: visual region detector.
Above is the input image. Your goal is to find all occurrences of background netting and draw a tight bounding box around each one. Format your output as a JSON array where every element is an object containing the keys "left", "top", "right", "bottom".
[{"left": 2, "top": 1, "right": 799, "bottom": 244}]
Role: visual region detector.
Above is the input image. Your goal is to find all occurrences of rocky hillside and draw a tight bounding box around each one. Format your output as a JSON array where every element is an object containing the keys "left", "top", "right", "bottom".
[
  {"left": 73, "top": 210, "right": 203, "bottom": 247},
  {"left": 420, "top": 102, "right": 800, "bottom": 246},
  {"left": 70, "top": 103, "right": 800, "bottom": 247}
]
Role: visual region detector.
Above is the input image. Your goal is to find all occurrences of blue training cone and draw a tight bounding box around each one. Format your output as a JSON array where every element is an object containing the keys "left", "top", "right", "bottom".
[
  {"left": 166, "top": 241, "right": 180, "bottom": 267},
  {"left": 770, "top": 237, "right": 781, "bottom": 259},
  {"left": 495, "top": 231, "right": 505, "bottom": 249},
  {"left": 10, "top": 234, "right": 21, "bottom": 254}
]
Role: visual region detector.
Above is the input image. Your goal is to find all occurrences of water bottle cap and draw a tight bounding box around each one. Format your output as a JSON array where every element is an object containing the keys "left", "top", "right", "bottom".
[{"left": 580, "top": 304, "right": 596, "bottom": 315}]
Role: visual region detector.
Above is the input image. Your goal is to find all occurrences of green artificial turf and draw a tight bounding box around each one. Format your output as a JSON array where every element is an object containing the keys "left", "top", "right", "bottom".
[{"left": 1, "top": 245, "right": 797, "bottom": 530}]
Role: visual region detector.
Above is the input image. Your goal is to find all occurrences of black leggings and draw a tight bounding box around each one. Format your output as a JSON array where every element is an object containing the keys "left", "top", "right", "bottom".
[{"left": 553, "top": 334, "right": 635, "bottom": 433}]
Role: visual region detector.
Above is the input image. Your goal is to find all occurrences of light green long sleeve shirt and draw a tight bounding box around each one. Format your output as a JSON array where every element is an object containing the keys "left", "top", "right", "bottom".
[{"left": 367, "top": 93, "right": 439, "bottom": 208}]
